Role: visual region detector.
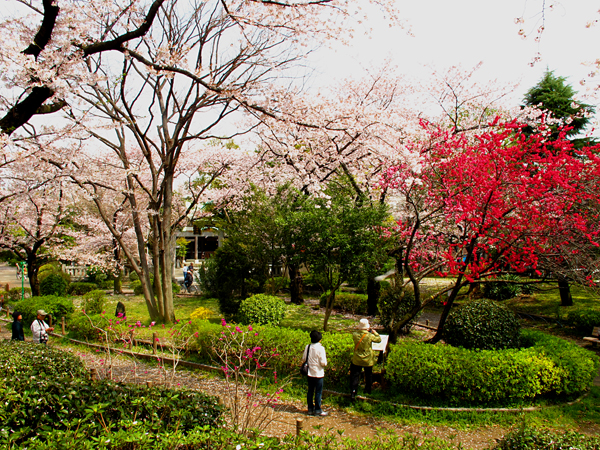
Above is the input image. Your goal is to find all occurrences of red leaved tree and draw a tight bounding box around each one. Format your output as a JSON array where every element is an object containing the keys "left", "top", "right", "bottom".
[{"left": 381, "top": 118, "right": 600, "bottom": 342}]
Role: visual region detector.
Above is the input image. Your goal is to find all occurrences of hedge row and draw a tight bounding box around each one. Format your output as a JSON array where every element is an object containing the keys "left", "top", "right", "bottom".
[
  {"left": 191, "top": 321, "right": 355, "bottom": 385},
  {"left": 8, "top": 295, "right": 74, "bottom": 327},
  {"left": 385, "top": 329, "right": 599, "bottom": 404}
]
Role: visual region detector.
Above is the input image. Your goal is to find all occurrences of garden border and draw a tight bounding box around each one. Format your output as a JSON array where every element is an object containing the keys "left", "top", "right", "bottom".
[{"left": 45, "top": 330, "right": 590, "bottom": 414}]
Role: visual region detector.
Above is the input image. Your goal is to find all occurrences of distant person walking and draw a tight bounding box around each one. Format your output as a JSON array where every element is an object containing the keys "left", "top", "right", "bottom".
[
  {"left": 11, "top": 311, "right": 24, "bottom": 341},
  {"left": 184, "top": 263, "right": 195, "bottom": 292},
  {"left": 31, "top": 310, "right": 54, "bottom": 344},
  {"left": 349, "top": 318, "right": 381, "bottom": 400},
  {"left": 302, "top": 330, "right": 328, "bottom": 416}
]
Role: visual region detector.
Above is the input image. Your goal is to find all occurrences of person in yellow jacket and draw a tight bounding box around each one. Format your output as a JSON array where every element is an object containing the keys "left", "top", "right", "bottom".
[{"left": 350, "top": 318, "right": 381, "bottom": 400}]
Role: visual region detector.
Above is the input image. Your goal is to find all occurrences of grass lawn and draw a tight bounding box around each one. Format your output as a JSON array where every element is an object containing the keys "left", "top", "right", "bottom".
[{"left": 505, "top": 283, "right": 600, "bottom": 317}]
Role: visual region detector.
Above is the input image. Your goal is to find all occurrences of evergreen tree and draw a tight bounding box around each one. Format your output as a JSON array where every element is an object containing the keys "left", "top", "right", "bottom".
[{"left": 523, "top": 70, "right": 595, "bottom": 147}]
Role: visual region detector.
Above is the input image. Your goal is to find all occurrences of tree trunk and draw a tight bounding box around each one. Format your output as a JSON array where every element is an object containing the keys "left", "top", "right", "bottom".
[
  {"left": 558, "top": 277, "right": 573, "bottom": 307},
  {"left": 322, "top": 289, "right": 336, "bottom": 332},
  {"left": 366, "top": 277, "right": 380, "bottom": 316},
  {"left": 113, "top": 273, "right": 123, "bottom": 295},
  {"left": 289, "top": 264, "right": 303, "bottom": 304},
  {"left": 27, "top": 255, "right": 41, "bottom": 297}
]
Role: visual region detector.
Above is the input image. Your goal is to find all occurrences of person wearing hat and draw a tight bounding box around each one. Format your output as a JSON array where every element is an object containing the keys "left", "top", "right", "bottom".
[
  {"left": 349, "top": 318, "right": 381, "bottom": 400},
  {"left": 301, "top": 330, "right": 328, "bottom": 416},
  {"left": 11, "top": 311, "right": 24, "bottom": 341},
  {"left": 31, "top": 310, "right": 54, "bottom": 344}
]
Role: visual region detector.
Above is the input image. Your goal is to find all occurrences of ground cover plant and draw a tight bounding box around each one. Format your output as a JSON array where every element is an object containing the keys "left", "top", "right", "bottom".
[{"left": 0, "top": 340, "right": 224, "bottom": 448}]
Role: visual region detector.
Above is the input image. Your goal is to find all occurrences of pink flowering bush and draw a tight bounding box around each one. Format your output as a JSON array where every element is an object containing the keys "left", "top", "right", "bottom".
[{"left": 213, "top": 318, "right": 286, "bottom": 435}]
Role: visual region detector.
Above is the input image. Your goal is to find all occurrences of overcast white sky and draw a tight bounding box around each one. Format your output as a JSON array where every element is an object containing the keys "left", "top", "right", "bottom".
[{"left": 307, "top": 0, "right": 600, "bottom": 108}]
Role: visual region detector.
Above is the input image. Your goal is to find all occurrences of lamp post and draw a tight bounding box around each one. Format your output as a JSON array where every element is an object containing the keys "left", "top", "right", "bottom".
[{"left": 19, "top": 261, "right": 25, "bottom": 300}]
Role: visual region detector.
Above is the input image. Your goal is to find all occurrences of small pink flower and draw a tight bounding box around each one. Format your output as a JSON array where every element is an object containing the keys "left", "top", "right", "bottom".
[{"left": 248, "top": 325, "right": 253, "bottom": 331}]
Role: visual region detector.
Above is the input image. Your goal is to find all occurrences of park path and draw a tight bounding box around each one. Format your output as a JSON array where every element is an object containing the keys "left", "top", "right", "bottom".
[{"left": 0, "top": 263, "right": 23, "bottom": 290}]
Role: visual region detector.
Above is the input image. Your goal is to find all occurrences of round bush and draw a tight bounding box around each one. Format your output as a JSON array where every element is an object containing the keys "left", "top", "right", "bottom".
[
  {"left": 237, "top": 294, "right": 286, "bottom": 325},
  {"left": 443, "top": 298, "right": 521, "bottom": 350},
  {"left": 40, "top": 273, "right": 69, "bottom": 296},
  {"left": 83, "top": 289, "right": 106, "bottom": 315}
]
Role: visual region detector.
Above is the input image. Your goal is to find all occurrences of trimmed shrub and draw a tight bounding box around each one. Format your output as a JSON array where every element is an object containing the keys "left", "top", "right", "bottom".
[
  {"left": 40, "top": 273, "right": 69, "bottom": 296},
  {"left": 192, "top": 323, "right": 354, "bottom": 385},
  {"left": 68, "top": 281, "right": 98, "bottom": 295},
  {"left": 493, "top": 427, "right": 600, "bottom": 450},
  {"left": 237, "top": 294, "right": 286, "bottom": 325},
  {"left": 128, "top": 271, "right": 139, "bottom": 282},
  {"left": 38, "top": 262, "right": 71, "bottom": 284},
  {"left": 12, "top": 295, "right": 74, "bottom": 327},
  {"left": 385, "top": 330, "right": 598, "bottom": 405},
  {"left": 0, "top": 340, "right": 88, "bottom": 379},
  {"left": 521, "top": 329, "right": 600, "bottom": 396},
  {"left": 7, "top": 286, "right": 31, "bottom": 301},
  {"left": 564, "top": 308, "right": 600, "bottom": 333},
  {"left": 319, "top": 291, "right": 368, "bottom": 315},
  {"left": 443, "top": 298, "right": 521, "bottom": 350},
  {"left": 67, "top": 311, "right": 107, "bottom": 341},
  {"left": 83, "top": 289, "right": 106, "bottom": 315}
]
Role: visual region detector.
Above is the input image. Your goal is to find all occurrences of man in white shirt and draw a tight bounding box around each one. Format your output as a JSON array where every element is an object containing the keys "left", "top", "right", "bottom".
[
  {"left": 301, "top": 330, "right": 328, "bottom": 416},
  {"left": 31, "top": 310, "right": 54, "bottom": 344}
]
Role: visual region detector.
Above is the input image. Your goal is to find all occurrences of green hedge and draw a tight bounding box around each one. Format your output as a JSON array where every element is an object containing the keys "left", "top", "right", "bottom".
[
  {"left": 9, "top": 295, "right": 74, "bottom": 327},
  {"left": 564, "top": 308, "right": 600, "bottom": 333},
  {"left": 0, "top": 341, "right": 223, "bottom": 447},
  {"left": 319, "top": 291, "right": 368, "bottom": 315},
  {"left": 68, "top": 281, "right": 98, "bottom": 295},
  {"left": 385, "top": 330, "right": 598, "bottom": 404},
  {"left": 191, "top": 322, "right": 354, "bottom": 385}
]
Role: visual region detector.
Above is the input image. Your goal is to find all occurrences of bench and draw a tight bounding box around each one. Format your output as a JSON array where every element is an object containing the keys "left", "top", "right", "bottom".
[{"left": 583, "top": 327, "right": 600, "bottom": 346}]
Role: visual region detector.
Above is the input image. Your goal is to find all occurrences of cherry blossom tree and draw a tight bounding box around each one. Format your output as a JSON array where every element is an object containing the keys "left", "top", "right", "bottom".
[
  {"left": 0, "top": 0, "right": 403, "bottom": 322},
  {"left": 381, "top": 118, "right": 600, "bottom": 342},
  {"left": 0, "top": 163, "right": 82, "bottom": 295}
]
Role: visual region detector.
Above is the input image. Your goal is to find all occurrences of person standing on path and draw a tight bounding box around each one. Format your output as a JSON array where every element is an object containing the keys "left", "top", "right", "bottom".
[
  {"left": 350, "top": 318, "right": 381, "bottom": 401},
  {"left": 302, "top": 330, "right": 328, "bottom": 416},
  {"left": 11, "top": 311, "right": 24, "bottom": 341},
  {"left": 31, "top": 310, "right": 54, "bottom": 344}
]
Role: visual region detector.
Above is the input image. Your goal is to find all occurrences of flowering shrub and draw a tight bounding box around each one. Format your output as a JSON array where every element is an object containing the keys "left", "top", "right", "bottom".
[
  {"left": 190, "top": 306, "right": 214, "bottom": 320},
  {"left": 213, "top": 318, "right": 285, "bottom": 435}
]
